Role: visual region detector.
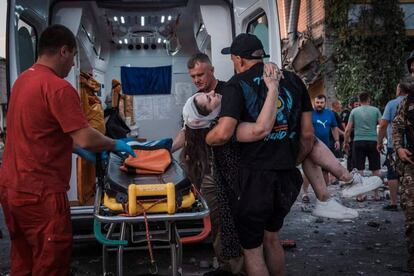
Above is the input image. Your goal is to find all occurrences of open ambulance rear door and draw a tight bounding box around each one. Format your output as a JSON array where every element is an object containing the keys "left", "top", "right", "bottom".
[
  {"left": 6, "top": 0, "right": 50, "bottom": 94},
  {"left": 232, "top": 0, "right": 282, "bottom": 65}
]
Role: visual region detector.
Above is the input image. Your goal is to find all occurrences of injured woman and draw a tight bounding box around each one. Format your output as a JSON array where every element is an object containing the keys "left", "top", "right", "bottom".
[{"left": 181, "top": 63, "right": 381, "bottom": 220}]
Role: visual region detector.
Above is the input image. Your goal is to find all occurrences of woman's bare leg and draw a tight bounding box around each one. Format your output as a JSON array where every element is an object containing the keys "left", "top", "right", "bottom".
[
  {"left": 301, "top": 149, "right": 359, "bottom": 220},
  {"left": 308, "top": 138, "right": 353, "bottom": 182},
  {"left": 302, "top": 157, "right": 330, "bottom": 202}
]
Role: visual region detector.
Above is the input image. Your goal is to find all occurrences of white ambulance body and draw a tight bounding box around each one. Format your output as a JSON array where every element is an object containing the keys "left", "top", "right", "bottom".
[{"left": 5, "top": 0, "right": 281, "bottom": 237}]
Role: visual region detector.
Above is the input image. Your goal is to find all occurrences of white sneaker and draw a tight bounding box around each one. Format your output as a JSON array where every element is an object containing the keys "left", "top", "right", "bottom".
[
  {"left": 342, "top": 169, "right": 363, "bottom": 185},
  {"left": 342, "top": 175, "right": 383, "bottom": 198},
  {"left": 312, "top": 198, "right": 359, "bottom": 219}
]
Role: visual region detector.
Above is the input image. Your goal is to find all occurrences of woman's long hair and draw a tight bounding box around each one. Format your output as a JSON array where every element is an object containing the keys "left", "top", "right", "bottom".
[{"left": 180, "top": 125, "right": 211, "bottom": 189}]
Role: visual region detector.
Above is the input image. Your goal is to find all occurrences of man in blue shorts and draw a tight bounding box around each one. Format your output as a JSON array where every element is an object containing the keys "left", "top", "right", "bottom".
[{"left": 378, "top": 80, "right": 408, "bottom": 210}]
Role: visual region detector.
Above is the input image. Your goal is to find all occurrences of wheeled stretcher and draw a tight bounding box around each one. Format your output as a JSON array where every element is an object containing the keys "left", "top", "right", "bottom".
[{"left": 93, "top": 151, "right": 210, "bottom": 276}]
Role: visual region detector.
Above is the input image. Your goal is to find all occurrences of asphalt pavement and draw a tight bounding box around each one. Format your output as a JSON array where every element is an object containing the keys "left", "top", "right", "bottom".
[{"left": 0, "top": 183, "right": 409, "bottom": 276}]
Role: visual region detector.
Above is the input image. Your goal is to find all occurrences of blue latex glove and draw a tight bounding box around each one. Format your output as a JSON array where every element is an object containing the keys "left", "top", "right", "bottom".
[
  {"left": 113, "top": 139, "right": 136, "bottom": 157},
  {"left": 74, "top": 146, "right": 96, "bottom": 164}
]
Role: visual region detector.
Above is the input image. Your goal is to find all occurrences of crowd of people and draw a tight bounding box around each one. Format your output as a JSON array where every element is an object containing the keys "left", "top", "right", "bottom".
[{"left": 1, "top": 24, "right": 414, "bottom": 275}]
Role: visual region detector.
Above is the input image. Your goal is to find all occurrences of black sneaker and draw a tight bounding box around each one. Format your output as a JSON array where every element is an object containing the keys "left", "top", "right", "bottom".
[
  {"left": 203, "top": 268, "right": 234, "bottom": 276},
  {"left": 383, "top": 204, "right": 398, "bottom": 211}
]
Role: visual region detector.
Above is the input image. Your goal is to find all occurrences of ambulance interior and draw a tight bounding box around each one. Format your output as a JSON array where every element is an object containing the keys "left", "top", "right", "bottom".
[
  {"left": 54, "top": 0, "right": 236, "bottom": 138},
  {"left": 9, "top": 0, "right": 280, "bottom": 232}
]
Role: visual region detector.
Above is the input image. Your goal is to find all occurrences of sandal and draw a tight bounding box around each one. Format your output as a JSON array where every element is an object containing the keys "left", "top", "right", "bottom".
[
  {"left": 356, "top": 194, "right": 367, "bottom": 202},
  {"left": 302, "top": 194, "right": 310, "bottom": 203}
]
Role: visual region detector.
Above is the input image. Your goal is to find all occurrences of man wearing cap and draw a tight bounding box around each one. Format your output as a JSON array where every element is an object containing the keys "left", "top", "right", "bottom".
[{"left": 206, "top": 33, "right": 314, "bottom": 275}]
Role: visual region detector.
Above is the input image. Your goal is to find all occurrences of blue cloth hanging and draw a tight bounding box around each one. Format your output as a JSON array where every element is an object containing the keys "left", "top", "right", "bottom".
[{"left": 120, "top": 65, "right": 172, "bottom": 95}]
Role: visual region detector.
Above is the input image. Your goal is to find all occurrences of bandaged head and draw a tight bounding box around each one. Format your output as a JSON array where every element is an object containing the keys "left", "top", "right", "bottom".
[{"left": 182, "top": 93, "right": 221, "bottom": 129}]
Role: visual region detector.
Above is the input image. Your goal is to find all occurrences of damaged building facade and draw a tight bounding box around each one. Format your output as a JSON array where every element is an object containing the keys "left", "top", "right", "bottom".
[
  {"left": 276, "top": 0, "right": 328, "bottom": 101},
  {"left": 277, "top": 0, "right": 414, "bottom": 105}
]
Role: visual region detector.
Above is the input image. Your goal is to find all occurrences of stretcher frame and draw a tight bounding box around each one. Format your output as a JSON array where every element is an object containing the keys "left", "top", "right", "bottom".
[{"left": 93, "top": 156, "right": 209, "bottom": 276}]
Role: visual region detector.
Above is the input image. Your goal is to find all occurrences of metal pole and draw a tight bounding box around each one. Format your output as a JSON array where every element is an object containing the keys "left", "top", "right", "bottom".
[
  {"left": 117, "top": 222, "right": 127, "bottom": 276},
  {"left": 169, "top": 222, "right": 178, "bottom": 276},
  {"left": 288, "top": 0, "right": 301, "bottom": 47},
  {"left": 176, "top": 225, "right": 183, "bottom": 275},
  {"left": 103, "top": 223, "right": 116, "bottom": 275}
]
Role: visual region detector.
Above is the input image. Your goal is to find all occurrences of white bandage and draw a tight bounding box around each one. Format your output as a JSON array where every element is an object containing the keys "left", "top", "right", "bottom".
[{"left": 182, "top": 93, "right": 221, "bottom": 129}]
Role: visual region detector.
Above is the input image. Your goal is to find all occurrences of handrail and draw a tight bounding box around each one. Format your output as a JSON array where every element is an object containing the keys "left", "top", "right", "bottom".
[
  {"left": 180, "top": 216, "right": 211, "bottom": 244},
  {"left": 93, "top": 219, "right": 128, "bottom": 246}
]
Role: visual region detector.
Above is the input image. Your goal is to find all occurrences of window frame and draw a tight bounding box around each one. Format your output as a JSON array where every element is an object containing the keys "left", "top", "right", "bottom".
[
  {"left": 246, "top": 10, "right": 269, "bottom": 62},
  {"left": 16, "top": 16, "right": 38, "bottom": 74},
  {"left": 400, "top": 3, "right": 414, "bottom": 32}
]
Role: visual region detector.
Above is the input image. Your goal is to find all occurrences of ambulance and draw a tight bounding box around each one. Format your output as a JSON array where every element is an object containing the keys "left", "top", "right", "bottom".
[{"left": 5, "top": 0, "right": 281, "bottom": 239}]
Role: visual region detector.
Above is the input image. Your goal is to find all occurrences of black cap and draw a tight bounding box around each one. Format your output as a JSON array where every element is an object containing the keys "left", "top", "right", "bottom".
[
  {"left": 221, "top": 33, "right": 269, "bottom": 59},
  {"left": 407, "top": 50, "right": 414, "bottom": 73}
]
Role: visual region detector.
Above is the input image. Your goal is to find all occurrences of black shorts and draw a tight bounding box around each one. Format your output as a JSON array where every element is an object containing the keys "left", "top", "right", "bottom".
[
  {"left": 232, "top": 168, "right": 302, "bottom": 249},
  {"left": 346, "top": 141, "right": 354, "bottom": 171},
  {"left": 353, "top": 140, "right": 380, "bottom": 171}
]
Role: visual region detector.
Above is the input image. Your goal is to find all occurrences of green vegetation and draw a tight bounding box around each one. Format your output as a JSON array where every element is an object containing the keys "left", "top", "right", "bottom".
[{"left": 325, "top": 0, "right": 406, "bottom": 108}]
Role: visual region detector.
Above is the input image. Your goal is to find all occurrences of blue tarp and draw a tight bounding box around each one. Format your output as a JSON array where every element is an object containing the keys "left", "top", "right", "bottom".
[{"left": 120, "top": 65, "right": 172, "bottom": 95}]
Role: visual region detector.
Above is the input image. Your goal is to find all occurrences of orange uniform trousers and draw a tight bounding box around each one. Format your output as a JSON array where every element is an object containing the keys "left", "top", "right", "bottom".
[{"left": 0, "top": 187, "right": 73, "bottom": 276}]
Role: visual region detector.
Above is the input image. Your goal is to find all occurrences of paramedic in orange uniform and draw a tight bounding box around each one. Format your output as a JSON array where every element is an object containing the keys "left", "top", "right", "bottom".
[{"left": 0, "top": 25, "right": 135, "bottom": 276}]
